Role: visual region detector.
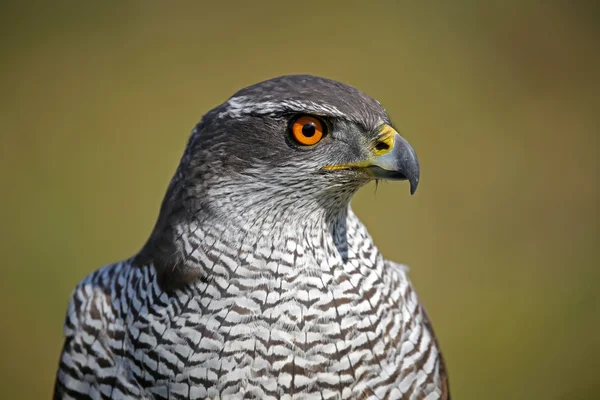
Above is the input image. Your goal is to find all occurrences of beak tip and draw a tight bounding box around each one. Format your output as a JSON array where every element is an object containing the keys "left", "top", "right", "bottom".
[{"left": 409, "top": 178, "right": 419, "bottom": 195}]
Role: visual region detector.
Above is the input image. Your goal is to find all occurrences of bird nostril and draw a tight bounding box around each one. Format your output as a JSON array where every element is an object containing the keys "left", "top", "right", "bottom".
[{"left": 375, "top": 141, "right": 390, "bottom": 151}]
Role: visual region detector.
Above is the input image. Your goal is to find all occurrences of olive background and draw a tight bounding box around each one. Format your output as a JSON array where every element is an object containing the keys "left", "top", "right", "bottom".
[{"left": 1, "top": 1, "right": 599, "bottom": 399}]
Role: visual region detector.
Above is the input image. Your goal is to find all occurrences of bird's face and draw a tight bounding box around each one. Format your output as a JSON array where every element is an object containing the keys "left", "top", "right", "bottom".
[{"left": 185, "top": 75, "right": 419, "bottom": 210}]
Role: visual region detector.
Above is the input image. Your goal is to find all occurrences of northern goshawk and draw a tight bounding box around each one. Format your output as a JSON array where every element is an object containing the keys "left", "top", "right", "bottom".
[{"left": 54, "top": 75, "right": 450, "bottom": 399}]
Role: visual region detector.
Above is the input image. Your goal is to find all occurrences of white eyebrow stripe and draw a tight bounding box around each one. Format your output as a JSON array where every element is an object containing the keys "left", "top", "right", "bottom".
[{"left": 217, "top": 96, "right": 346, "bottom": 119}]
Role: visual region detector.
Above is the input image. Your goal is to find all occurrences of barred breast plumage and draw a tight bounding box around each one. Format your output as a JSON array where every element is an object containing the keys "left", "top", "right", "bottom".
[{"left": 54, "top": 75, "right": 450, "bottom": 399}]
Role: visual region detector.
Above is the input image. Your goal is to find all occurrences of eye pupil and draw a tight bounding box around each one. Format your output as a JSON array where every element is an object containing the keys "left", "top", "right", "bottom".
[{"left": 302, "top": 123, "right": 316, "bottom": 137}]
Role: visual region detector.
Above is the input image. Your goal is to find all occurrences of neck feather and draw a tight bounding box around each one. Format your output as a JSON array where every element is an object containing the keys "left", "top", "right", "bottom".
[{"left": 134, "top": 174, "right": 365, "bottom": 292}]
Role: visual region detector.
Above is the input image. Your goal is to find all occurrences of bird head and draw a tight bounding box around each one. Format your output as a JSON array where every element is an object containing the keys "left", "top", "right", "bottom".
[{"left": 180, "top": 75, "right": 419, "bottom": 215}]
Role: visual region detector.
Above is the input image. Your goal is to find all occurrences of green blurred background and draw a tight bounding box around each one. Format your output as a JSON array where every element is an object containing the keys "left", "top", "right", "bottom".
[{"left": 1, "top": 1, "right": 599, "bottom": 399}]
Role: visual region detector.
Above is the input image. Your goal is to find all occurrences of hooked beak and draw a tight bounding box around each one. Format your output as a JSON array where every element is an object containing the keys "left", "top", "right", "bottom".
[{"left": 323, "top": 124, "right": 420, "bottom": 195}]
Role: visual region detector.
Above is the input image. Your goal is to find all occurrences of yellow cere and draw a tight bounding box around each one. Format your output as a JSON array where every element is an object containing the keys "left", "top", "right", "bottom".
[{"left": 374, "top": 124, "right": 396, "bottom": 157}]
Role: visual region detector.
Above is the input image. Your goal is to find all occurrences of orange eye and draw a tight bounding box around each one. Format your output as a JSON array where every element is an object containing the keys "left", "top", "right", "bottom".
[{"left": 291, "top": 116, "right": 325, "bottom": 146}]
